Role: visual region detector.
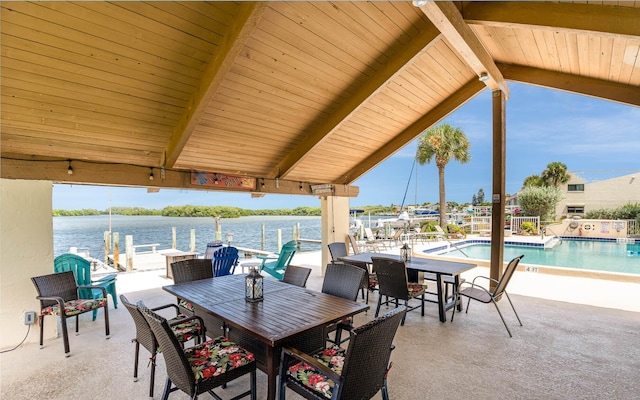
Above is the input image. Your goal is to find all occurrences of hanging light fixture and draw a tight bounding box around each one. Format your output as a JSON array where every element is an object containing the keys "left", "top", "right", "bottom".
[
  {"left": 67, "top": 160, "right": 73, "bottom": 175},
  {"left": 245, "top": 267, "right": 264, "bottom": 302},
  {"left": 149, "top": 168, "right": 154, "bottom": 181}
]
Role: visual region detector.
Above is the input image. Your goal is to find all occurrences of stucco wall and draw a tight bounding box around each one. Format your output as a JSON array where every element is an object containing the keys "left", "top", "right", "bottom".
[{"left": 1, "top": 179, "right": 55, "bottom": 349}]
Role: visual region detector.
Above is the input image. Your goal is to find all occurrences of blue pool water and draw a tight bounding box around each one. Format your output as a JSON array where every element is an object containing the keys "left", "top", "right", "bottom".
[{"left": 438, "top": 240, "right": 640, "bottom": 275}]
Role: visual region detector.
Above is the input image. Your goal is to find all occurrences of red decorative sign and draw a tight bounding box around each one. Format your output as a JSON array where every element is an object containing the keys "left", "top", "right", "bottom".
[{"left": 191, "top": 171, "right": 256, "bottom": 191}]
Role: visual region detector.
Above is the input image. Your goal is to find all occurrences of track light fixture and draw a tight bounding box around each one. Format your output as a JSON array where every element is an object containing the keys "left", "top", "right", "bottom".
[{"left": 67, "top": 160, "right": 73, "bottom": 175}]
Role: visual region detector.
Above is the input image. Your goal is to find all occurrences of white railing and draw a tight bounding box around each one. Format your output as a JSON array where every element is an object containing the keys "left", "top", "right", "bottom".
[
  {"left": 511, "top": 216, "right": 540, "bottom": 234},
  {"left": 471, "top": 216, "right": 491, "bottom": 233},
  {"left": 470, "top": 216, "right": 541, "bottom": 235}
]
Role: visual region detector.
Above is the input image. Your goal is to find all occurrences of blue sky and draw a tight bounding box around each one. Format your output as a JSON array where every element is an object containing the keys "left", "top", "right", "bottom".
[{"left": 53, "top": 82, "right": 640, "bottom": 211}]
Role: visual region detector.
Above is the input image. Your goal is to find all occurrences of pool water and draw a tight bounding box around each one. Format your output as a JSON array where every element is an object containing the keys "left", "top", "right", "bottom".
[{"left": 439, "top": 240, "right": 640, "bottom": 275}]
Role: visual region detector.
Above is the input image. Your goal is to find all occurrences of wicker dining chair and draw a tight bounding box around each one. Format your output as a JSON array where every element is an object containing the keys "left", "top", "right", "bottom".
[
  {"left": 31, "top": 271, "right": 110, "bottom": 357},
  {"left": 372, "top": 257, "right": 428, "bottom": 326},
  {"left": 331, "top": 240, "right": 373, "bottom": 302},
  {"left": 279, "top": 306, "right": 406, "bottom": 400},
  {"left": 120, "top": 295, "right": 206, "bottom": 398},
  {"left": 139, "top": 304, "right": 257, "bottom": 400},
  {"left": 321, "top": 263, "right": 366, "bottom": 345},
  {"left": 170, "top": 258, "right": 214, "bottom": 315},
  {"left": 282, "top": 265, "right": 312, "bottom": 287}
]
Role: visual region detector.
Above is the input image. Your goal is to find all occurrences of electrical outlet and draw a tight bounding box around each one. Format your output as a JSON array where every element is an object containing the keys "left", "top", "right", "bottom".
[{"left": 24, "top": 311, "right": 36, "bottom": 325}]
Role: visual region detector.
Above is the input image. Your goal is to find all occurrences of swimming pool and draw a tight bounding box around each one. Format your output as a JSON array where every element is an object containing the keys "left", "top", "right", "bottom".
[{"left": 436, "top": 240, "right": 640, "bottom": 275}]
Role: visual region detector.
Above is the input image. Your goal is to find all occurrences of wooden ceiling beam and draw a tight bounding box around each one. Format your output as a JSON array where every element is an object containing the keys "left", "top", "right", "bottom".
[
  {"left": 0, "top": 157, "right": 359, "bottom": 198},
  {"left": 344, "top": 78, "right": 486, "bottom": 183},
  {"left": 272, "top": 23, "right": 443, "bottom": 181},
  {"left": 417, "top": 1, "right": 509, "bottom": 98},
  {"left": 498, "top": 63, "right": 640, "bottom": 108},
  {"left": 164, "top": 2, "right": 267, "bottom": 168},
  {"left": 462, "top": 1, "right": 640, "bottom": 39}
]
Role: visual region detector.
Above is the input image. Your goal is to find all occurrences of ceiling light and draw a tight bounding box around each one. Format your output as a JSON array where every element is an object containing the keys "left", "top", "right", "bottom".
[
  {"left": 67, "top": 160, "right": 73, "bottom": 175},
  {"left": 149, "top": 168, "right": 154, "bottom": 181},
  {"left": 412, "top": 0, "right": 428, "bottom": 6},
  {"left": 479, "top": 72, "right": 489, "bottom": 82}
]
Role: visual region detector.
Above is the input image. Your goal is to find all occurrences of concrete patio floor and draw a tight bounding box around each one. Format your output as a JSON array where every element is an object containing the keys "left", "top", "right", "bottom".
[{"left": 2, "top": 249, "right": 640, "bottom": 399}]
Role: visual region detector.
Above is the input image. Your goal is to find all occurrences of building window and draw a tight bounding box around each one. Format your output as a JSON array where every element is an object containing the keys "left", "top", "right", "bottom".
[
  {"left": 567, "top": 184, "right": 584, "bottom": 192},
  {"left": 567, "top": 206, "right": 584, "bottom": 214}
]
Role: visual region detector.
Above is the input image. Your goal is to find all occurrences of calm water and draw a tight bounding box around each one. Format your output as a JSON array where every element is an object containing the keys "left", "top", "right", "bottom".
[
  {"left": 439, "top": 240, "right": 640, "bottom": 275},
  {"left": 53, "top": 215, "right": 321, "bottom": 258}
]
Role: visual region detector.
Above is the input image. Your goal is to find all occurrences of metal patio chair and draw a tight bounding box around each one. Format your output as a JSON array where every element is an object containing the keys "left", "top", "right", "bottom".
[
  {"left": 452, "top": 255, "right": 525, "bottom": 337},
  {"left": 282, "top": 265, "right": 312, "bottom": 288},
  {"left": 170, "top": 258, "right": 214, "bottom": 315},
  {"left": 321, "top": 263, "right": 366, "bottom": 345}
]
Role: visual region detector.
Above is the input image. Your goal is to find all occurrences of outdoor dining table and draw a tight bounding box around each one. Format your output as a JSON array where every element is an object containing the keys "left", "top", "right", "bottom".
[
  {"left": 162, "top": 274, "right": 369, "bottom": 400},
  {"left": 339, "top": 252, "right": 476, "bottom": 323}
]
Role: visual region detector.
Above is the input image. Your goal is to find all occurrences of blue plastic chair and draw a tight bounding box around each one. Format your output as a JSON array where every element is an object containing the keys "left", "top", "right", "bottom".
[
  {"left": 212, "top": 246, "right": 239, "bottom": 277},
  {"left": 258, "top": 240, "right": 297, "bottom": 280},
  {"left": 53, "top": 254, "right": 118, "bottom": 320}
]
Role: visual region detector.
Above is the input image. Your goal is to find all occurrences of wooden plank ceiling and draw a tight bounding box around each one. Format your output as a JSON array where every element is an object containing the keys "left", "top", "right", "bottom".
[{"left": 1, "top": 1, "right": 639, "bottom": 196}]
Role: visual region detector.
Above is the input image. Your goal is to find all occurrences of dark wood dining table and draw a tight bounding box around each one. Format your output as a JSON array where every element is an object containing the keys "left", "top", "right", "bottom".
[
  {"left": 162, "top": 274, "right": 369, "bottom": 400},
  {"left": 339, "top": 252, "right": 476, "bottom": 322}
]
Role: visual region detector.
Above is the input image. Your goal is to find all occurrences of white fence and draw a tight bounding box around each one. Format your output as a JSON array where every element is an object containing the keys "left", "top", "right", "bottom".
[{"left": 470, "top": 216, "right": 540, "bottom": 234}]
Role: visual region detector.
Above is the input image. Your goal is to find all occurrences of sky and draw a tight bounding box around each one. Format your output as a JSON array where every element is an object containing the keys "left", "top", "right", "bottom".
[{"left": 53, "top": 82, "right": 640, "bottom": 211}]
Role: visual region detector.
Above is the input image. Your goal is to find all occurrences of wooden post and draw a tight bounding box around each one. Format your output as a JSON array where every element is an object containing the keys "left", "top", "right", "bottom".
[
  {"left": 277, "top": 229, "right": 282, "bottom": 252},
  {"left": 215, "top": 216, "right": 222, "bottom": 241},
  {"left": 261, "top": 224, "right": 265, "bottom": 251},
  {"left": 490, "top": 89, "right": 506, "bottom": 291},
  {"left": 172, "top": 227, "right": 177, "bottom": 249},
  {"left": 113, "top": 232, "right": 120, "bottom": 270},
  {"left": 103, "top": 231, "right": 111, "bottom": 264},
  {"left": 125, "top": 234, "right": 134, "bottom": 272},
  {"left": 190, "top": 229, "right": 196, "bottom": 252}
]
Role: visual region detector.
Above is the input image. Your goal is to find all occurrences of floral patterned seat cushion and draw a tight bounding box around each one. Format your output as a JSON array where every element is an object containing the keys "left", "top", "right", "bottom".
[
  {"left": 407, "top": 282, "right": 428, "bottom": 297},
  {"left": 169, "top": 314, "right": 202, "bottom": 343},
  {"left": 184, "top": 336, "right": 255, "bottom": 384},
  {"left": 178, "top": 298, "right": 195, "bottom": 313},
  {"left": 41, "top": 298, "right": 107, "bottom": 317},
  {"left": 368, "top": 273, "right": 378, "bottom": 290},
  {"left": 287, "top": 345, "right": 346, "bottom": 399}
]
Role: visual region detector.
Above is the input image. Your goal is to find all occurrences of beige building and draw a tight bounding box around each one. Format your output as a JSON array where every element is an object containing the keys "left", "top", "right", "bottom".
[{"left": 556, "top": 172, "right": 640, "bottom": 218}]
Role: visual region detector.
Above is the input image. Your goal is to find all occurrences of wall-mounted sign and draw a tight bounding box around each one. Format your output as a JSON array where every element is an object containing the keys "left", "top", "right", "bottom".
[
  {"left": 191, "top": 171, "right": 256, "bottom": 191},
  {"left": 311, "top": 184, "right": 334, "bottom": 195}
]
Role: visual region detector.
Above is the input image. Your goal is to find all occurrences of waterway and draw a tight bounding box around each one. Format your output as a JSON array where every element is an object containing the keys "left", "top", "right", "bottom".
[{"left": 53, "top": 215, "right": 322, "bottom": 258}]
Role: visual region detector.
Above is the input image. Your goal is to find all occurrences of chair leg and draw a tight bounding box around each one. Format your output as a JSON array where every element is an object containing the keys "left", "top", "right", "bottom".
[
  {"left": 133, "top": 341, "right": 140, "bottom": 382},
  {"left": 504, "top": 292, "right": 523, "bottom": 327},
  {"left": 161, "top": 377, "right": 172, "bottom": 400},
  {"left": 60, "top": 316, "right": 71, "bottom": 357},
  {"left": 420, "top": 293, "right": 425, "bottom": 316},
  {"left": 250, "top": 369, "right": 257, "bottom": 400},
  {"left": 149, "top": 350, "right": 156, "bottom": 398},
  {"left": 39, "top": 315, "right": 45, "bottom": 349},
  {"left": 75, "top": 315, "right": 80, "bottom": 335},
  {"left": 375, "top": 295, "right": 383, "bottom": 318},
  {"left": 103, "top": 304, "right": 110, "bottom": 339},
  {"left": 490, "top": 299, "right": 512, "bottom": 337},
  {"left": 381, "top": 380, "right": 390, "bottom": 400}
]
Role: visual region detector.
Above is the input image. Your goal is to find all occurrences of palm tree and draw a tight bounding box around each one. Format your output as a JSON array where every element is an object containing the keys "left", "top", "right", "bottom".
[
  {"left": 415, "top": 123, "right": 471, "bottom": 228},
  {"left": 541, "top": 161, "right": 570, "bottom": 188},
  {"left": 523, "top": 174, "right": 544, "bottom": 188}
]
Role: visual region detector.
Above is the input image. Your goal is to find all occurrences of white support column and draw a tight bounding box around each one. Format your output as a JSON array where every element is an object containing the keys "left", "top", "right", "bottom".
[
  {"left": 0, "top": 179, "right": 56, "bottom": 348},
  {"left": 320, "top": 195, "right": 350, "bottom": 275}
]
